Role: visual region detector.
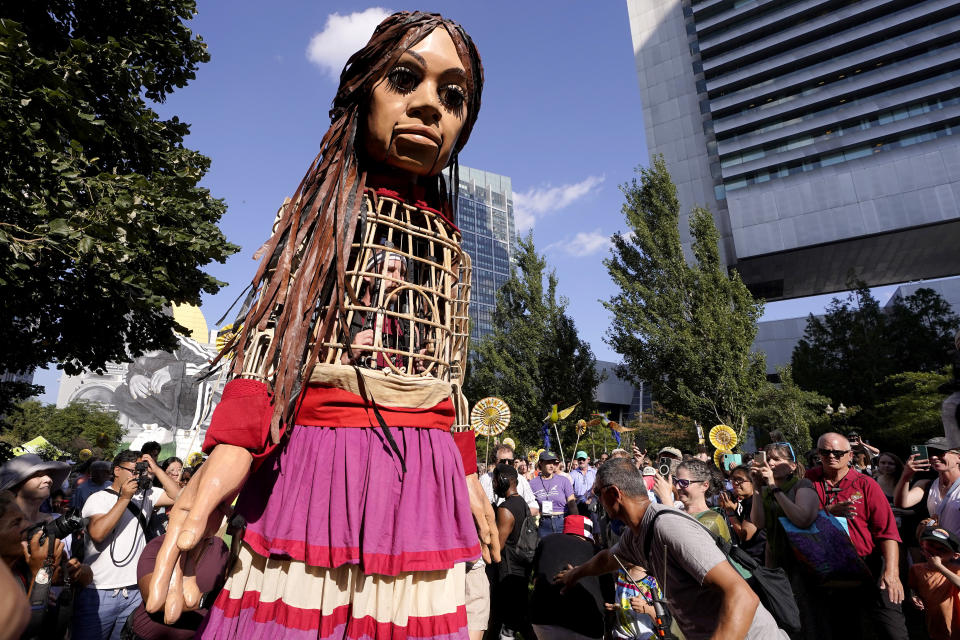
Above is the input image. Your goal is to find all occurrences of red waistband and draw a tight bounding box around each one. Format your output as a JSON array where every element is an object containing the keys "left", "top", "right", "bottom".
[{"left": 295, "top": 385, "right": 454, "bottom": 430}]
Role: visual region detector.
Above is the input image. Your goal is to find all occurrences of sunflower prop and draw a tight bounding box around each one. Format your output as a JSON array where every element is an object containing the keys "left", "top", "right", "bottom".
[
  {"left": 471, "top": 397, "right": 511, "bottom": 465},
  {"left": 576, "top": 419, "right": 588, "bottom": 436},
  {"left": 713, "top": 448, "right": 728, "bottom": 469},
  {"left": 470, "top": 397, "right": 511, "bottom": 436},
  {"left": 709, "top": 424, "right": 738, "bottom": 451},
  {"left": 215, "top": 323, "right": 241, "bottom": 359}
]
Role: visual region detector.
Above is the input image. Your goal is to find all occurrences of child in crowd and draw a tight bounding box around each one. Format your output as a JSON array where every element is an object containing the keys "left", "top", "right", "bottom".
[
  {"left": 605, "top": 561, "right": 659, "bottom": 640},
  {"left": 909, "top": 524, "right": 960, "bottom": 640}
]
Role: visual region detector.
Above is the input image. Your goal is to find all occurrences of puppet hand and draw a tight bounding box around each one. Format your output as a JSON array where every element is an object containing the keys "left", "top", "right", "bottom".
[
  {"left": 146, "top": 444, "right": 251, "bottom": 622},
  {"left": 467, "top": 473, "right": 500, "bottom": 563}
]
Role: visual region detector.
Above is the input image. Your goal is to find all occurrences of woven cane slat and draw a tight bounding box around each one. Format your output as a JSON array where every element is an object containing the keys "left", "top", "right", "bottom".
[{"left": 321, "top": 194, "right": 469, "bottom": 382}]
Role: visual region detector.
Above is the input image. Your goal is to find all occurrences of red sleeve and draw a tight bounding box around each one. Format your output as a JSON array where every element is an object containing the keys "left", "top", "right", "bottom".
[
  {"left": 203, "top": 379, "right": 274, "bottom": 454},
  {"left": 203, "top": 379, "right": 284, "bottom": 469},
  {"left": 863, "top": 476, "right": 902, "bottom": 543},
  {"left": 452, "top": 430, "right": 477, "bottom": 476}
]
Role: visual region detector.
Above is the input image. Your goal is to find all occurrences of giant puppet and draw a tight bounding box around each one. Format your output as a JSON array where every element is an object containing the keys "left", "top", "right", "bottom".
[{"left": 146, "top": 12, "right": 498, "bottom": 639}]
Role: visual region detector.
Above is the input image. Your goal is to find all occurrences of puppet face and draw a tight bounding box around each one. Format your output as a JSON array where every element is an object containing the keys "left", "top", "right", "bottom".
[{"left": 364, "top": 28, "right": 469, "bottom": 177}]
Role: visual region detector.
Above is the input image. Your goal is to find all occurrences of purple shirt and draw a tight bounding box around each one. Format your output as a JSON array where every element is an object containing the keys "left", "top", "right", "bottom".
[{"left": 530, "top": 474, "right": 574, "bottom": 516}]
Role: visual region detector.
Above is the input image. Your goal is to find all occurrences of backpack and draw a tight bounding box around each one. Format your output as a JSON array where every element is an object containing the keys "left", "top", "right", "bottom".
[
  {"left": 499, "top": 502, "right": 539, "bottom": 578},
  {"left": 643, "top": 508, "right": 801, "bottom": 634},
  {"left": 511, "top": 512, "right": 540, "bottom": 564}
]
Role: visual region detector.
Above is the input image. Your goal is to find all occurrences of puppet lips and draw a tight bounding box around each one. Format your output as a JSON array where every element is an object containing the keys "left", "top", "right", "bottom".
[{"left": 394, "top": 126, "right": 441, "bottom": 146}]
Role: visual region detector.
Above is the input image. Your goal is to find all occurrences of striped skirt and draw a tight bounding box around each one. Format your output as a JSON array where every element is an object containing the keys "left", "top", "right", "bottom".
[{"left": 200, "top": 423, "right": 479, "bottom": 640}]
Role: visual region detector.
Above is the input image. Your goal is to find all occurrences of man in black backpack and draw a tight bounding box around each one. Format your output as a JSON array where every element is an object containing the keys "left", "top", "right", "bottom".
[
  {"left": 555, "top": 459, "right": 786, "bottom": 640},
  {"left": 488, "top": 464, "right": 534, "bottom": 640}
]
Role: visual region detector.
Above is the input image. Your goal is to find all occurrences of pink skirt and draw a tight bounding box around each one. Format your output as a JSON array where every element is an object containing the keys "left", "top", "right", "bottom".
[{"left": 201, "top": 423, "right": 479, "bottom": 640}]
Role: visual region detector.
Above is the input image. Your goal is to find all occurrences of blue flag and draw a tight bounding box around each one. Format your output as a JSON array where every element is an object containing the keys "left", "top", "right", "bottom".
[
  {"left": 611, "top": 427, "right": 621, "bottom": 446},
  {"left": 542, "top": 422, "right": 551, "bottom": 450}
]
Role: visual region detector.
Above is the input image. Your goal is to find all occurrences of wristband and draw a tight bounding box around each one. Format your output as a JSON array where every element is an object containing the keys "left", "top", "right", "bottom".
[{"left": 770, "top": 487, "right": 783, "bottom": 495}]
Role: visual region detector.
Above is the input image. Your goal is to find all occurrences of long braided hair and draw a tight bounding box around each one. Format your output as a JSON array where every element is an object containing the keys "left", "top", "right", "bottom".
[{"left": 222, "top": 12, "right": 484, "bottom": 443}]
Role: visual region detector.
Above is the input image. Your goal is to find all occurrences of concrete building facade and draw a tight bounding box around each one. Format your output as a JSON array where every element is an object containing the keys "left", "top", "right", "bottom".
[{"left": 626, "top": 0, "right": 960, "bottom": 300}]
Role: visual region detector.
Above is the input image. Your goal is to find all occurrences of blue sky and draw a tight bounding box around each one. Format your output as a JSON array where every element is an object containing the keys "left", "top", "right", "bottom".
[{"left": 32, "top": 2, "right": 900, "bottom": 401}]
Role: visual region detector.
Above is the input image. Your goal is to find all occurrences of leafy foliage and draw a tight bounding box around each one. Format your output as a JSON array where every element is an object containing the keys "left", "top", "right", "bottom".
[
  {"left": 1, "top": 399, "right": 124, "bottom": 458},
  {"left": 0, "top": 2, "right": 238, "bottom": 407},
  {"left": 465, "top": 235, "right": 601, "bottom": 456},
  {"left": 870, "top": 370, "right": 951, "bottom": 453},
  {"left": 748, "top": 366, "right": 827, "bottom": 453},
  {"left": 603, "top": 155, "right": 766, "bottom": 441},
  {"left": 792, "top": 284, "right": 959, "bottom": 413},
  {"left": 629, "top": 403, "right": 700, "bottom": 456}
]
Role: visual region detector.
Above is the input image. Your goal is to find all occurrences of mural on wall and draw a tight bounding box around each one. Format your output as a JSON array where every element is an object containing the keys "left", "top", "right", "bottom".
[{"left": 110, "top": 334, "right": 220, "bottom": 431}]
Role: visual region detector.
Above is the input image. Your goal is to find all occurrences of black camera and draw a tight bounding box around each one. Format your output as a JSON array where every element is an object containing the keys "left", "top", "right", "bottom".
[
  {"left": 24, "top": 510, "right": 89, "bottom": 546},
  {"left": 134, "top": 460, "right": 153, "bottom": 492}
]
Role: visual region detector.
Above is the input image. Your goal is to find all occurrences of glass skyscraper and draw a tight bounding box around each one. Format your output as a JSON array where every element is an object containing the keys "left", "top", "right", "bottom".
[{"left": 453, "top": 166, "right": 516, "bottom": 341}]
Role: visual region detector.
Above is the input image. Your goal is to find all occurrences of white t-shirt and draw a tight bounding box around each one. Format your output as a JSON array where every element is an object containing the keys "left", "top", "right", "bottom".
[
  {"left": 928, "top": 476, "right": 960, "bottom": 539},
  {"left": 82, "top": 486, "right": 163, "bottom": 589},
  {"left": 480, "top": 471, "right": 539, "bottom": 513}
]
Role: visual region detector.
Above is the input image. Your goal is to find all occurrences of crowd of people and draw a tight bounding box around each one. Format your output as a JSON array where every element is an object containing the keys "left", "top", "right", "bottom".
[
  {"left": 0, "top": 442, "right": 207, "bottom": 640},
  {"left": 475, "top": 433, "right": 960, "bottom": 640},
  {"left": 2, "top": 431, "right": 960, "bottom": 639}
]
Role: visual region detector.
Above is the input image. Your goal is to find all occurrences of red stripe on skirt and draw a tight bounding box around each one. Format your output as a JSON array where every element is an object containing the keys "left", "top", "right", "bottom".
[
  {"left": 214, "top": 591, "right": 467, "bottom": 637},
  {"left": 243, "top": 529, "right": 480, "bottom": 573}
]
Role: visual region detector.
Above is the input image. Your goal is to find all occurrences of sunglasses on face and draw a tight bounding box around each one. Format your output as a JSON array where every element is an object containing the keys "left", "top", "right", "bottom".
[
  {"left": 498, "top": 458, "right": 513, "bottom": 464},
  {"left": 673, "top": 477, "right": 704, "bottom": 489},
  {"left": 731, "top": 477, "right": 751, "bottom": 486},
  {"left": 818, "top": 448, "right": 850, "bottom": 459}
]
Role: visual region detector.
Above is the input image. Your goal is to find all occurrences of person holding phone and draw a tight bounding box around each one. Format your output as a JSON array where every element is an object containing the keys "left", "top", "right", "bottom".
[
  {"left": 895, "top": 436, "right": 960, "bottom": 539},
  {"left": 719, "top": 466, "right": 766, "bottom": 564}
]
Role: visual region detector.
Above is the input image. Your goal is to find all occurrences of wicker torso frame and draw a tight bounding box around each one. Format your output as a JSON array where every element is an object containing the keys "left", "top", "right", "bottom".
[
  {"left": 235, "top": 191, "right": 471, "bottom": 394},
  {"left": 323, "top": 192, "right": 471, "bottom": 383}
]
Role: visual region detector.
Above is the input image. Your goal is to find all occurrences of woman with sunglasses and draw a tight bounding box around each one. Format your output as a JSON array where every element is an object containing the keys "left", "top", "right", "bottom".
[
  {"left": 719, "top": 466, "right": 766, "bottom": 563},
  {"left": 674, "top": 460, "right": 731, "bottom": 542}
]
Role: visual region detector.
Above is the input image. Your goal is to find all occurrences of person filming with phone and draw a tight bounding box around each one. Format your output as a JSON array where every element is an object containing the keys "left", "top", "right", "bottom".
[{"left": 894, "top": 436, "right": 960, "bottom": 539}]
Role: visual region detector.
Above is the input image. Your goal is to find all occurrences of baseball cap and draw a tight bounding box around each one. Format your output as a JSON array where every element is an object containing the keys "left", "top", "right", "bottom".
[
  {"left": 658, "top": 446, "right": 682, "bottom": 459},
  {"left": 539, "top": 451, "right": 559, "bottom": 463},
  {"left": 920, "top": 525, "right": 960, "bottom": 553},
  {"left": 562, "top": 515, "right": 594, "bottom": 540},
  {"left": 575, "top": 450, "right": 588, "bottom": 460},
  {"left": 924, "top": 437, "right": 960, "bottom": 454}
]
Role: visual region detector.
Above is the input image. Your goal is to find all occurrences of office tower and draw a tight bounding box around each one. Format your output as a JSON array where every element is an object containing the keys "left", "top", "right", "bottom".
[
  {"left": 455, "top": 166, "right": 516, "bottom": 340},
  {"left": 626, "top": 0, "right": 960, "bottom": 299}
]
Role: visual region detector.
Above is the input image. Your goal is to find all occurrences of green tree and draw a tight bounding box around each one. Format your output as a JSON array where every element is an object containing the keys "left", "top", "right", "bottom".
[
  {"left": 465, "top": 235, "right": 601, "bottom": 457},
  {"left": 629, "top": 403, "right": 700, "bottom": 456},
  {"left": 603, "top": 155, "right": 766, "bottom": 441},
  {"left": 2, "top": 399, "right": 124, "bottom": 458},
  {"left": 748, "top": 366, "right": 827, "bottom": 453},
  {"left": 792, "top": 283, "right": 958, "bottom": 411},
  {"left": 0, "top": 2, "right": 238, "bottom": 408},
  {"left": 870, "top": 370, "right": 951, "bottom": 452}
]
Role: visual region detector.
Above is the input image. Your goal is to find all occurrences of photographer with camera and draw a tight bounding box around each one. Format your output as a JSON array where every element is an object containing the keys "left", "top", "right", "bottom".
[
  {"left": 0, "top": 454, "right": 93, "bottom": 592},
  {"left": 75, "top": 450, "right": 179, "bottom": 640}
]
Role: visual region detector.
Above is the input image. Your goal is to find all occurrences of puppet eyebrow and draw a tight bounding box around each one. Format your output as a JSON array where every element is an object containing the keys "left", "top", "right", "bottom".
[{"left": 400, "top": 50, "right": 466, "bottom": 80}]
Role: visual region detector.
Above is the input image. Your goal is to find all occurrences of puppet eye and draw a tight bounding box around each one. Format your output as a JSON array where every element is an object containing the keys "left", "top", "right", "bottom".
[
  {"left": 439, "top": 84, "right": 467, "bottom": 116},
  {"left": 386, "top": 66, "right": 419, "bottom": 93}
]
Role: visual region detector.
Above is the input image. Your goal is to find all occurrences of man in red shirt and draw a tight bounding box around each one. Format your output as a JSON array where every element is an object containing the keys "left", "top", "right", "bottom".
[{"left": 805, "top": 432, "right": 908, "bottom": 639}]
